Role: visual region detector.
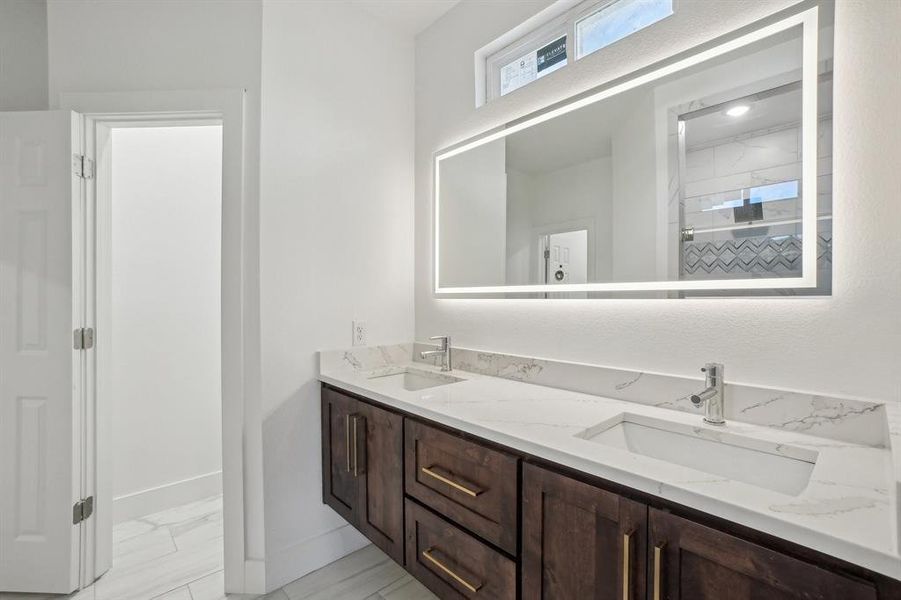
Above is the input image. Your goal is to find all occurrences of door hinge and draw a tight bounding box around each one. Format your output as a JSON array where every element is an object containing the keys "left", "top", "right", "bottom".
[
  {"left": 73, "top": 327, "right": 95, "bottom": 350},
  {"left": 72, "top": 154, "right": 95, "bottom": 179},
  {"left": 73, "top": 496, "right": 94, "bottom": 525}
]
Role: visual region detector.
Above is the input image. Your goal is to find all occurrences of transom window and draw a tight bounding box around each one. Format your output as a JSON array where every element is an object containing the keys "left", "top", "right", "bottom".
[{"left": 484, "top": 0, "right": 674, "bottom": 102}]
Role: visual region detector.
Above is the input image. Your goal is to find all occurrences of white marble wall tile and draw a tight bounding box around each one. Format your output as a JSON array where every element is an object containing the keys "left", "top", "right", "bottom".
[
  {"left": 684, "top": 162, "right": 801, "bottom": 199},
  {"left": 818, "top": 118, "right": 833, "bottom": 158},
  {"left": 684, "top": 146, "right": 715, "bottom": 182},
  {"left": 749, "top": 162, "right": 804, "bottom": 188},
  {"left": 762, "top": 197, "right": 800, "bottom": 220},
  {"left": 713, "top": 128, "right": 799, "bottom": 178}
]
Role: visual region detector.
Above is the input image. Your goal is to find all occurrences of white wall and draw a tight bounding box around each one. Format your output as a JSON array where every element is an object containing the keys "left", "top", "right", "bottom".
[
  {"left": 0, "top": 0, "right": 48, "bottom": 110},
  {"left": 440, "top": 139, "right": 507, "bottom": 286},
  {"left": 611, "top": 92, "right": 657, "bottom": 281},
  {"left": 415, "top": 0, "right": 901, "bottom": 401},
  {"left": 506, "top": 157, "right": 613, "bottom": 284},
  {"left": 109, "top": 126, "right": 223, "bottom": 521},
  {"left": 259, "top": 0, "right": 414, "bottom": 589}
]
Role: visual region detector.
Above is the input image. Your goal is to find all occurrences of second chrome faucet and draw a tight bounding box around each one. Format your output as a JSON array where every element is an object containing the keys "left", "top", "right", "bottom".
[
  {"left": 690, "top": 362, "right": 725, "bottom": 425},
  {"left": 420, "top": 335, "right": 452, "bottom": 372}
]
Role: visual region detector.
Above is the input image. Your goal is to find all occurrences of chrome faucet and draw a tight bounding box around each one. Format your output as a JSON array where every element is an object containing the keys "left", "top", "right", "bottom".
[
  {"left": 420, "top": 335, "right": 452, "bottom": 372},
  {"left": 690, "top": 362, "right": 725, "bottom": 425}
]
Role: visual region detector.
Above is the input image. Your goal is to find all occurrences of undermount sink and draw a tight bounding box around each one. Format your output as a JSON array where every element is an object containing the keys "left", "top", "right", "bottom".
[
  {"left": 367, "top": 367, "right": 463, "bottom": 391},
  {"left": 576, "top": 413, "right": 818, "bottom": 496}
]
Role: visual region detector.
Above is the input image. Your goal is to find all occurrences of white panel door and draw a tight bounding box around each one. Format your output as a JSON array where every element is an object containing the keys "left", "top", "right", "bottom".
[
  {"left": 546, "top": 229, "right": 588, "bottom": 284},
  {"left": 0, "top": 111, "right": 83, "bottom": 594}
]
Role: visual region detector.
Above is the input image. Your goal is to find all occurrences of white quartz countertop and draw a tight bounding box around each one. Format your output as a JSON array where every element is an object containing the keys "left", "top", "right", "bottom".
[{"left": 319, "top": 351, "right": 901, "bottom": 580}]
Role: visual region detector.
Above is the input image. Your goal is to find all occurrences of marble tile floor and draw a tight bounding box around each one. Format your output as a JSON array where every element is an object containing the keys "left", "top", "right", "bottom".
[{"left": 0, "top": 495, "right": 436, "bottom": 600}]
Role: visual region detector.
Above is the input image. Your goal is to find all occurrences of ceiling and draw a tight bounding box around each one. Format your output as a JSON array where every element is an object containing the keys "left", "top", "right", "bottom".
[
  {"left": 351, "top": 1, "right": 460, "bottom": 37},
  {"left": 686, "top": 79, "right": 832, "bottom": 147},
  {"left": 506, "top": 86, "right": 647, "bottom": 174}
]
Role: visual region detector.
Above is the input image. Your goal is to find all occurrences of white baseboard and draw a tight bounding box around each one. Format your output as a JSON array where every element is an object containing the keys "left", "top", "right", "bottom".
[
  {"left": 242, "top": 558, "right": 267, "bottom": 595},
  {"left": 112, "top": 470, "right": 223, "bottom": 524},
  {"left": 264, "top": 523, "right": 369, "bottom": 592}
]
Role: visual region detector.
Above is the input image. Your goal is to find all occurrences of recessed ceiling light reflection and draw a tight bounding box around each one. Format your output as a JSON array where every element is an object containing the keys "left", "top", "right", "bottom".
[{"left": 726, "top": 104, "right": 751, "bottom": 117}]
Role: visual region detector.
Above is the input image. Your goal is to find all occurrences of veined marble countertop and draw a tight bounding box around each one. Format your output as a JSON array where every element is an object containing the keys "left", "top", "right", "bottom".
[{"left": 319, "top": 344, "right": 901, "bottom": 580}]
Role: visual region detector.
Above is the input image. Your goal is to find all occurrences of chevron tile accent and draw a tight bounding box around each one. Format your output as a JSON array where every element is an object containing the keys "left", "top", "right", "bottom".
[{"left": 682, "top": 234, "right": 832, "bottom": 276}]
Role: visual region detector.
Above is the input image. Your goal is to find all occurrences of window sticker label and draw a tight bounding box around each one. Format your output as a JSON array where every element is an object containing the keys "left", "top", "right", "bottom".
[
  {"left": 500, "top": 35, "right": 567, "bottom": 96},
  {"left": 537, "top": 36, "right": 567, "bottom": 76}
]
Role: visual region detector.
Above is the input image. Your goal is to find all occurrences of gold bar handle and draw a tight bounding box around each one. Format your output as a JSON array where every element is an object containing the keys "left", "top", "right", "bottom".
[
  {"left": 352, "top": 415, "right": 359, "bottom": 477},
  {"left": 653, "top": 543, "right": 666, "bottom": 600},
  {"left": 622, "top": 530, "right": 633, "bottom": 600},
  {"left": 344, "top": 414, "right": 352, "bottom": 473},
  {"left": 421, "top": 466, "right": 482, "bottom": 498},
  {"left": 422, "top": 548, "right": 482, "bottom": 594},
  {"left": 351, "top": 415, "right": 366, "bottom": 477}
]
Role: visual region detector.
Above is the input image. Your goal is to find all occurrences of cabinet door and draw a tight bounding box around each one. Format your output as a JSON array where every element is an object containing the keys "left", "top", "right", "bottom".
[
  {"left": 648, "top": 508, "right": 877, "bottom": 600},
  {"left": 522, "top": 463, "right": 647, "bottom": 600},
  {"left": 321, "top": 387, "right": 361, "bottom": 524},
  {"left": 357, "top": 400, "right": 404, "bottom": 564}
]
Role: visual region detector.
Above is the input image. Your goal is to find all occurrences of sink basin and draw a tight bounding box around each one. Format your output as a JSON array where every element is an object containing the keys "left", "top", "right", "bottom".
[
  {"left": 577, "top": 413, "right": 818, "bottom": 496},
  {"left": 367, "top": 367, "right": 463, "bottom": 391}
]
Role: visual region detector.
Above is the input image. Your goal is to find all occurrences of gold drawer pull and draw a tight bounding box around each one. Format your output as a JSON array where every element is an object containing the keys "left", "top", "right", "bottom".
[
  {"left": 653, "top": 543, "right": 666, "bottom": 600},
  {"left": 622, "top": 530, "right": 633, "bottom": 600},
  {"left": 422, "top": 548, "right": 482, "bottom": 593},
  {"left": 421, "top": 466, "right": 482, "bottom": 498}
]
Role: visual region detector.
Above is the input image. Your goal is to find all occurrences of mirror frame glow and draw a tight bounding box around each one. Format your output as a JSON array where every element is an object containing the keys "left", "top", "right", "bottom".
[{"left": 434, "top": 7, "right": 820, "bottom": 295}]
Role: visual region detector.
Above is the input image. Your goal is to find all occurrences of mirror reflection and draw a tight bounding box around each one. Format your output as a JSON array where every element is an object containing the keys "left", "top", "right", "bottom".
[{"left": 437, "top": 20, "right": 832, "bottom": 295}]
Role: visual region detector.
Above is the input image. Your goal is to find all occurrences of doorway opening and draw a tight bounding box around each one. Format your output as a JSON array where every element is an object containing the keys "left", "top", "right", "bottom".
[{"left": 94, "top": 123, "right": 225, "bottom": 597}]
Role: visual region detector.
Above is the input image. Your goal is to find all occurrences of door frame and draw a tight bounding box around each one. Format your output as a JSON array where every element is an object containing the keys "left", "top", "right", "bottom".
[{"left": 59, "top": 90, "right": 263, "bottom": 594}]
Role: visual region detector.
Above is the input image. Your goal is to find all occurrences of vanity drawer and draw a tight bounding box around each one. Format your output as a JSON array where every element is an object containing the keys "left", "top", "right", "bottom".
[
  {"left": 404, "top": 419, "right": 518, "bottom": 554},
  {"left": 405, "top": 499, "right": 516, "bottom": 600}
]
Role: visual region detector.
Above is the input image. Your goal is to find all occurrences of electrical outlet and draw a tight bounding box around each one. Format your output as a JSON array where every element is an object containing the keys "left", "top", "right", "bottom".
[{"left": 352, "top": 320, "right": 367, "bottom": 346}]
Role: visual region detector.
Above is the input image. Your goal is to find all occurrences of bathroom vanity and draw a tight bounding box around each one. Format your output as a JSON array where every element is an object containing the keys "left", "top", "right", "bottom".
[{"left": 319, "top": 345, "right": 901, "bottom": 600}]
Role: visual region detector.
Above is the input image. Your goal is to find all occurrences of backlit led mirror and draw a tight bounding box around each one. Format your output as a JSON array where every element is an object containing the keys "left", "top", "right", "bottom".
[{"left": 435, "top": 6, "right": 832, "bottom": 297}]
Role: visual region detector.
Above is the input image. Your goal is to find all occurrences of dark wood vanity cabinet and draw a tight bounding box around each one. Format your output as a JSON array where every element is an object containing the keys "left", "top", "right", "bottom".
[
  {"left": 321, "top": 387, "right": 404, "bottom": 564},
  {"left": 522, "top": 463, "right": 647, "bottom": 600},
  {"left": 320, "top": 384, "right": 899, "bottom": 600},
  {"left": 647, "top": 508, "right": 878, "bottom": 600}
]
